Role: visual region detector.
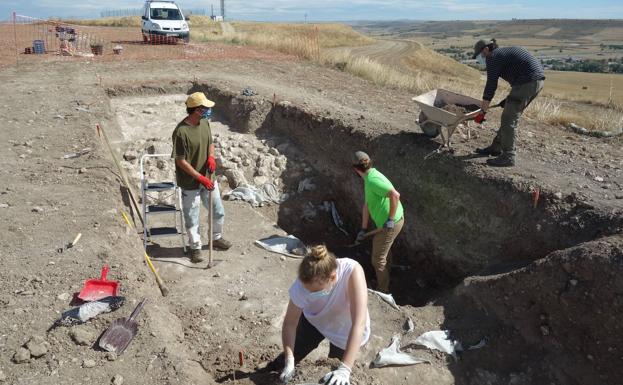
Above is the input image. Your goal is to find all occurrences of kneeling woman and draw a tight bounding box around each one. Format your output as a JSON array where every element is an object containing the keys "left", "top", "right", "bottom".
[{"left": 279, "top": 245, "right": 370, "bottom": 385}]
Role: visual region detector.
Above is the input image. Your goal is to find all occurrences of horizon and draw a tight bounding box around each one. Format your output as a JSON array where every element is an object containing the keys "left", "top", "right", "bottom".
[{"left": 1, "top": 1, "right": 622, "bottom": 21}]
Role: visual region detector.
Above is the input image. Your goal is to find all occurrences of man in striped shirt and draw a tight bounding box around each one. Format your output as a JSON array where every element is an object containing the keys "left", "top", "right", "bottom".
[{"left": 473, "top": 39, "right": 545, "bottom": 167}]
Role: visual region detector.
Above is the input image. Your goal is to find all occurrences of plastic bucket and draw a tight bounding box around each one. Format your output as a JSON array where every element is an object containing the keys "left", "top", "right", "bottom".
[
  {"left": 91, "top": 44, "right": 104, "bottom": 56},
  {"left": 33, "top": 40, "right": 45, "bottom": 54}
]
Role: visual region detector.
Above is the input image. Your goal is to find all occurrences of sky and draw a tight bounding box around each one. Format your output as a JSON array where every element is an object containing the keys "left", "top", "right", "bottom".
[{"left": 1, "top": 0, "right": 622, "bottom": 21}]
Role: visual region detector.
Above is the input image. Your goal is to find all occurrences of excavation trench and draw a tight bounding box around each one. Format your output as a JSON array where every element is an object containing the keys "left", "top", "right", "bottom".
[
  {"left": 104, "top": 83, "right": 623, "bottom": 384},
  {"left": 106, "top": 83, "right": 623, "bottom": 306}
]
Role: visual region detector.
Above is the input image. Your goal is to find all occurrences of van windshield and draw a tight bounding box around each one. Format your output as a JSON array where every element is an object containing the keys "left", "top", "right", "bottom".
[{"left": 150, "top": 8, "right": 183, "bottom": 20}]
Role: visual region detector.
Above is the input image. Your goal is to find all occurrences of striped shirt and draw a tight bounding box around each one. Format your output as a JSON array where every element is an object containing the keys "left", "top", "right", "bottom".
[{"left": 483, "top": 46, "right": 545, "bottom": 101}]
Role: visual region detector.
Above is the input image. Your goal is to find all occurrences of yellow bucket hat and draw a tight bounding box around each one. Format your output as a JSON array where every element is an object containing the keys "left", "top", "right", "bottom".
[{"left": 185, "top": 92, "right": 215, "bottom": 108}]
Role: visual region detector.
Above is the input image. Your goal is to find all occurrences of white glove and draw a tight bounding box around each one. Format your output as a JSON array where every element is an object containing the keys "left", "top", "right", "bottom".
[
  {"left": 279, "top": 354, "right": 295, "bottom": 383},
  {"left": 322, "top": 362, "right": 351, "bottom": 385}
]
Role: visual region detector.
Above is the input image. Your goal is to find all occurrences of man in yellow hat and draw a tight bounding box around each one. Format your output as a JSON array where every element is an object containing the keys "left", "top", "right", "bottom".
[{"left": 172, "top": 92, "right": 232, "bottom": 263}]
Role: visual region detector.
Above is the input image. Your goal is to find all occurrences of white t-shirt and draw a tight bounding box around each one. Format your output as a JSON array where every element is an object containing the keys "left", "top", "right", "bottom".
[{"left": 289, "top": 258, "right": 371, "bottom": 350}]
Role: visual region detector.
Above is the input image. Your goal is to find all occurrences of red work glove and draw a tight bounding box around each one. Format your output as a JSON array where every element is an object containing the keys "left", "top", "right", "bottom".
[
  {"left": 196, "top": 175, "right": 215, "bottom": 191},
  {"left": 206, "top": 155, "right": 216, "bottom": 174},
  {"left": 474, "top": 112, "right": 487, "bottom": 124}
]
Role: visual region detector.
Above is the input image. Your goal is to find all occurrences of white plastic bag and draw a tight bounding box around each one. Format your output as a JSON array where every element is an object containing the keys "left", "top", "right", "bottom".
[
  {"left": 371, "top": 335, "right": 430, "bottom": 368},
  {"left": 414, "top": 330, "right": 463, "bottom": 358},
  {"left": 368, "top": 289, "right": 399, "bottom": 310},
  {"left": 255, "top": 235, "right": 306, "bottom": 259}
]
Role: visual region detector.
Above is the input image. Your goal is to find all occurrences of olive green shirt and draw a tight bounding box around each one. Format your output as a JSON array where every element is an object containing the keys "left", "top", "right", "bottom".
[
  {"left": 364, "top": 168, "right": 404, "bottom": 229},
  {"left": 171, "top": 118, "right": 212, "bottom": 190}
]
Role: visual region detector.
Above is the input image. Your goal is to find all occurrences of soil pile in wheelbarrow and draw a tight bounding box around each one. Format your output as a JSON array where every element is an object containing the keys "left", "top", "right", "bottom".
[{"left": 434, "top": 101, "right": 480, "bottom": 114}]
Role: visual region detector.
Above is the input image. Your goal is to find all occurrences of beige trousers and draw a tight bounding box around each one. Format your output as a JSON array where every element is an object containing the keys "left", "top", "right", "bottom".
[{"left": 371, "top": 218, "right": 404, "bottom": 293}]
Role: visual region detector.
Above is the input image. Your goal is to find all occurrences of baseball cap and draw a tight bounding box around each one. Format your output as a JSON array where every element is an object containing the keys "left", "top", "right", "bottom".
[
  {"left": 352, "top": 151, "right": 370, "bottom": 165},
  {"left": 472, "top": 39, "right": 487, "bottom": 59},
  {"left": 186, "top": 92, "right": 215, "bottom": 108}
]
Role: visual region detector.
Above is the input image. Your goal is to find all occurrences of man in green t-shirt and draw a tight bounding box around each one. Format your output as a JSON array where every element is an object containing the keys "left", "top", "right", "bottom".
[
  {"left": 353, "top": 151, "right": 404, "bottom": 293},
  {"left": 171, "top": 92, "right": 232, "bottom": 263}
]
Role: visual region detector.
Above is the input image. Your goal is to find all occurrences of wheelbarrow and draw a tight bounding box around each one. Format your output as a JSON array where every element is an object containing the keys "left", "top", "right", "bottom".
[{"left": 412, "top": 89, "right": 482, "bottom": 157}]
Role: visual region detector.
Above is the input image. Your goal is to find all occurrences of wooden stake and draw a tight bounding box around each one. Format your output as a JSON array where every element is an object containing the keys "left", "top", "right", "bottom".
[
  {"left": 13, "top": 12, "right": 18, "bottom": 68},
  {"left": 532, "top": 187, "right": 540, "bottom": 209}
]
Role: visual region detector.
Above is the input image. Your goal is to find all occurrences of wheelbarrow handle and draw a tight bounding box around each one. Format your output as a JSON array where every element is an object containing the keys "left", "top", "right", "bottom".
[
  {"left": 101, "top": 265, "right": 109, "bottom": 281},
  {"left": 128, "top": 298, "right": 147, "bottom": 321}
]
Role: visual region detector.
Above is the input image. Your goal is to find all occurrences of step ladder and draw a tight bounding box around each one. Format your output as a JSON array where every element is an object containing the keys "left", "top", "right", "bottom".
[{"left": 140, "top": 154, "right": 186, "bottom": 252}]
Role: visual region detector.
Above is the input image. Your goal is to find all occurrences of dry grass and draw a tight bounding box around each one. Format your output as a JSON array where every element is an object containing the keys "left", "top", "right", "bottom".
[
  {"left": 193, "top": 22, "right": 374, "bottom": 60},
  {"left": 325, "top": 53, "right": 426, "bottom": 90},
  {"left": 62, "top": 17, "right": 142, "bottom": 28},
  {"left": 525, "top": 96, "right": 623, "bottom": 132},
  {"left": 321, "top": 49, "right": 479, "bottom": 97},
  {"left": 231, "top": 22, "right": 374, "bottom": 48},
  {"left": 403, "top": 46, "right": 479, "bottom": 78}
]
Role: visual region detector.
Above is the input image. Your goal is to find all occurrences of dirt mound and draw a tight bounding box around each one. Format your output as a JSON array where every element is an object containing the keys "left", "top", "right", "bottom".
[{"left": 456, "top": 235, "right": 623, "bottom": 384}]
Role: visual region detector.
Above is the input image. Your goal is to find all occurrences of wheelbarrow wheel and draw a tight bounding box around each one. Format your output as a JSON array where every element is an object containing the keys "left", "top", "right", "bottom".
[{"left": 417, "top": 112, "right": 441, "bottom": 138}]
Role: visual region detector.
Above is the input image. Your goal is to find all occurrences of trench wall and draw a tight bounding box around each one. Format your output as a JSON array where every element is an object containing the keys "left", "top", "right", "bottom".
[
  {"left": 181, "top": 83, "right": 623, "bottom": 285},
  {"left": 455, "top": 235, "right": 623, "bottom": 385}
]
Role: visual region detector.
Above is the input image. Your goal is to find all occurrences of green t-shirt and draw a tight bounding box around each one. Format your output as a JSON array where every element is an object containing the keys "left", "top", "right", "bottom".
[
  {"left": 171, "top": 118, "right": 212, "bottom": 190},
  {"left": 364, "top": 168, "right": 404, "bottom": 229}
]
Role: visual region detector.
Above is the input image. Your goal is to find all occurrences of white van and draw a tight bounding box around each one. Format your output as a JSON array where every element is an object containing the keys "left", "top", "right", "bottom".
[{"left": 141, "top": 1, "right": 190, "bottom": 43}]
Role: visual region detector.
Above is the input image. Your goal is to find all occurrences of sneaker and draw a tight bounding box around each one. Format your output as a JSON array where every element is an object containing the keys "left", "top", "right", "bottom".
[
  {"left": 189, "top": 249, "right": 204, "bottom": 263},
  {"left": 486, "top": 154, "right": 516, "bottom": 167},
  {"left": 475, "top": 146, "right": 502, "bottom": 157},
  {"left": 212, "top": 238, "right": 232, "bottom": 250}
]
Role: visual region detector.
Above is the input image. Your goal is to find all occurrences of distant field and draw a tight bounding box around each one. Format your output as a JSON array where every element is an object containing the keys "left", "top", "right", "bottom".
[
  {"left": 353, "top": 19, "right": 623, "bottom": 61},
  {"left": 544, "top": 71, "right": 623, "bottom": 106}
]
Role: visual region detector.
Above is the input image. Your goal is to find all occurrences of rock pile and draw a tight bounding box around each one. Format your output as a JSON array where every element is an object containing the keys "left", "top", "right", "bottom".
[
  {"left": 120, "top": 129, "right": 312, "bottom": 206},
  {"left": 214, "top": 133, "right": 294, "bottom": 189}
]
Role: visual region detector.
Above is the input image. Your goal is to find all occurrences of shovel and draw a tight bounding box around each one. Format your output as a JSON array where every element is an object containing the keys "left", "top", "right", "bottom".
[
  {"left": 78, "top": 265, "right": 119, "bottom": 302},
  {"left": 99, "top": 298, "right": 147, "bottom": 354}
]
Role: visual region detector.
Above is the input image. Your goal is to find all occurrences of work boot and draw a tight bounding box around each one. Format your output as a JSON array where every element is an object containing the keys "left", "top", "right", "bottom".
[
  {"left": 474, "top": 145, "right": 502, "bottom": 156},
  {"left": 189, "top": 249, "right": 204, "bottom": 263},
  {"left": 486, "top": 153, "right": 516, "bottom": 167},
  {"left": 212, "top": 238, "right": 232, "bottom": 250}
]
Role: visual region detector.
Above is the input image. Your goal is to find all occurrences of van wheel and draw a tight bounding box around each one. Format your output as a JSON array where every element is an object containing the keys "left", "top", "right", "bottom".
[
  {"left": 183, "top": 36, "right": 190, "bottom": 44},
  {"left": 142, "top": 33, "right": 149, "bottom": 43}
]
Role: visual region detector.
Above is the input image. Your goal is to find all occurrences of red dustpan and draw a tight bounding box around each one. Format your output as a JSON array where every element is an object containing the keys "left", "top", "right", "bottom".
[{"left": 78, "top": 265, "right": 119, "bottom": 302}]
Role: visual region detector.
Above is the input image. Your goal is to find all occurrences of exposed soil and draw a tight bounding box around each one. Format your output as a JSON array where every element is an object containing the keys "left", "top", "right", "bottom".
[
  {"left": 436, "top": 103, "right": 480, "bottom": 115},
  {"left": 0, "top": 48, "right": 621, "bottom": 385}
]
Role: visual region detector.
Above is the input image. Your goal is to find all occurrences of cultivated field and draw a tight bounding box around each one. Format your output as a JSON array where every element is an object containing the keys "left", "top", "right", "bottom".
[
  {"left": 543, "top": 70, "right": 623, "bottom": 106},
  {"left": 353, "top": 19, "right": 623, "bottom": 61}
]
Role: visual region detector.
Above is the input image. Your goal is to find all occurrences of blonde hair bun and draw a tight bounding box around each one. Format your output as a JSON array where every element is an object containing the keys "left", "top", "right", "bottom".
[
  {"left": 309, "top": 245, "right": 329, "bottom": 261},
  {"left": 299, "top": 244, "right": 338, "bottom": 283}
]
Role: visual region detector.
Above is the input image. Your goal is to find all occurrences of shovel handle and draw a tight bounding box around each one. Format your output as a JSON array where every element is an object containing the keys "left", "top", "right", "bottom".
[
  {"left": 347, "top": 228, "right": 384, "bottom": 247},
  {"left": 101, "top": 265, "right": 109, "bottom": 281},
  {"left": 363, "top": 228, "right": 384, "bottom": 239},
  {"left": 128, "top": 298, "right": 147, "bottom": 321},
  {"left": 206, "top": 173, "right": 214, "bottom": 269},
  {"left": 145, "top": 252, "right": 169, "bottom": 296},
  {"left": 71, "top": 233, "right": 82, "bottom": 247}
]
